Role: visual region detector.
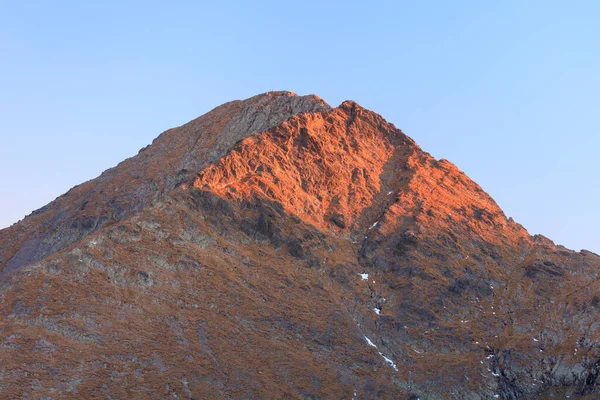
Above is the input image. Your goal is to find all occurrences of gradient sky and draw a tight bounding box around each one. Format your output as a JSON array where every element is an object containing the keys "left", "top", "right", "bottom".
[{"left": 1, "top": 1, "right": 598, "bottom": 253}]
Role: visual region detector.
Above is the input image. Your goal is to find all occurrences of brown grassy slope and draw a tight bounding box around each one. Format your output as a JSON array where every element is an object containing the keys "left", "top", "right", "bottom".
[{"left": 0, "top": 192, "right": 407, "bottom": 399}]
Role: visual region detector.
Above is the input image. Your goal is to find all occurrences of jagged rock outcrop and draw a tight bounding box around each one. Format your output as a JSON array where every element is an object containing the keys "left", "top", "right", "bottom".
[{"left": 1, "top": 92, "right": 599, "bottom": 399}]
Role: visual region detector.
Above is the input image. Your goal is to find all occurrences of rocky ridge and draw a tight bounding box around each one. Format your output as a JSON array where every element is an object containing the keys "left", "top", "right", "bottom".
[{"left": 0, "top": 91, "right": 330, "bottom": 274}]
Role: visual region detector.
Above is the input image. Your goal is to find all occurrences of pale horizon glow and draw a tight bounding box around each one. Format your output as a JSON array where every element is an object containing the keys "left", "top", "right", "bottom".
[{"left": 1, "top": 1, "right": 598, "bottom": 253}]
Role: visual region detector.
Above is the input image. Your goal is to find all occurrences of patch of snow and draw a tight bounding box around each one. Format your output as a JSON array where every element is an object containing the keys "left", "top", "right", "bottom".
[
  {"left": 533, "top": 338, "right": 539, "bottom": 342},
  {"left": 362, "top": 334, "right": 398, "bottom": 372},
  {"left": 364, "top": 336, "right": 377, "bottom": 348},
  {"left": 486, "top": 354, "right": 494, "bottom": 359},
  {"left": 373, "top": 308, "right": 381, "bottom": 315},
  {"left": 360, "top": 273, "right": 369, "bottom": 281},
  {"left": 494, "top": 395, "right": 500, "bottom": 399},
  {"left": 368, "top": 221, "right": 379, "bottom": 230},
  {"left": 387, "top": 191, "right": 393, "bottom": 195},
  {"left": 379, "top": 352, "right": 398, "bottom": 371}
]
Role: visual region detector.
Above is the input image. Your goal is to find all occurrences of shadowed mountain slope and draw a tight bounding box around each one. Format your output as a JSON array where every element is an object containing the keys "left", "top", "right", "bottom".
[{"left": 1, "top": 93, "right": 599, "bottom": 399}]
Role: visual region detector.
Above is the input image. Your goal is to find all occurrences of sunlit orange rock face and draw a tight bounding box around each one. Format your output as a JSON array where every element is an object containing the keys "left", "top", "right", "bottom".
[
  {"left": 1, "top": 92, "right": 600, "bottom": 399},
  {"left": 194, "top": 101, "right": 402, "bottom": 231}
]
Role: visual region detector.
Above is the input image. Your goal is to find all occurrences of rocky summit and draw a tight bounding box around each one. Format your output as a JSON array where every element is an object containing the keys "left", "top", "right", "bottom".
[{"left": 1, "top": 91, "right": 599, "bottom": 399}]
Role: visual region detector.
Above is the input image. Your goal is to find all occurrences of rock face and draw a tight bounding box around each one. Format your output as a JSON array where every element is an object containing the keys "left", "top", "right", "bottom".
[{"left": 1, "top": 92, "right": 599, "bottom": 399}]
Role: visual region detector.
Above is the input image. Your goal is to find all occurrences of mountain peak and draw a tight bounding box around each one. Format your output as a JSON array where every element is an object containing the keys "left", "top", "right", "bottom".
[
  {"left": 245, "top": 90, "right": 298, "bottom": 99},
  {"left": 1, "top": 93, "right": 599, "bottom": 399},
  {"left": 192, "top": 98, "right": 412, "bottom": 232}
]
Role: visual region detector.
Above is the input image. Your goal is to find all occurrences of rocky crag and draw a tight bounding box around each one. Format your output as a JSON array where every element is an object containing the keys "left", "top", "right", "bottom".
[{"left": 1, "top": 91, "right": 599, "bottom": 399}]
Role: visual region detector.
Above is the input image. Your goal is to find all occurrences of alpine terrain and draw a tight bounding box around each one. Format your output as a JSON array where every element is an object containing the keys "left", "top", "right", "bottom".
[{"left": 1, "top": 91, "right": 599, "bottom": 399}]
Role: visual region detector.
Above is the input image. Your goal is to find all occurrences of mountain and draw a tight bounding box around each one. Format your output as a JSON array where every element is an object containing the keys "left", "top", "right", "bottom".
[{"left": 1, "top": 91, "right": 599, "bottom": 399}]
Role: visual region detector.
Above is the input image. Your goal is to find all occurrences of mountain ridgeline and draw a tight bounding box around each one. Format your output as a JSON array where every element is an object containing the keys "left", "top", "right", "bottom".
[{"left": 1, "top": 91, "right": 599, "bottom": 399}]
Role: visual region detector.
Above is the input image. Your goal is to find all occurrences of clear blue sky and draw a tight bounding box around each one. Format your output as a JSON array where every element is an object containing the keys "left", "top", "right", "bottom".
[{"left": 1, "top": 1, "right": 598, "bottom": 253}]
